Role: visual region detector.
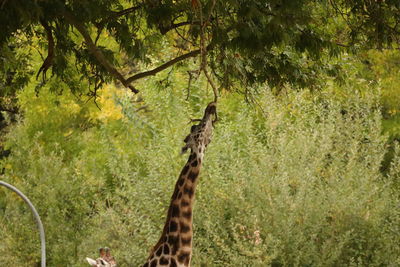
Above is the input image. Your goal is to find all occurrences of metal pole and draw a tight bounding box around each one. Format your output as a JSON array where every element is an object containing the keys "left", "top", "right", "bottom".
[{"left": 0, "top": 180, "right": 46, "bottom": 267}]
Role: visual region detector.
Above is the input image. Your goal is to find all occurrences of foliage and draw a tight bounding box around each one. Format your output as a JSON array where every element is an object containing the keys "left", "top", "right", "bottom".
[
  {"left": 1, "top": 70, "right": 399, "bottom": 266},
  {"left": 360, "top": 49, "right": 400, "bottom": 139},
  {"left": 0, "top": 0, "right": 399, "bottom": 99},
  {"left": 1, "top": 2, "right": 399, "bottom": 266}
]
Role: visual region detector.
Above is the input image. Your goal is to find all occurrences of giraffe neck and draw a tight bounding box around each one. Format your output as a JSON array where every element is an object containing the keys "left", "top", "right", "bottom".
[{"left": 144, "top": 149, "right": 204, "bottom": 267}]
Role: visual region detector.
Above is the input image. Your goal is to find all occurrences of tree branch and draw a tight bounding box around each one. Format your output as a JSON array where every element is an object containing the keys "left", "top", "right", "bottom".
[
  {"left": 98, "top": 5, "right": 142, "bottom": 26},
  {"left": 0, "top": 0, "right": 8, "bottom": 9},
  {"left": 93, "top": 6, "right": 142, "bottom": 45},
  {"left": 110, "top": 6, "right": 141, "bottom": 18},
  {"left": 63, "top": 10, "right": 139, "bottom": 94},
  {"left": 160, "top": 21, "right": 199, "bottom": 34},
  {"left": 63, "top": 10, "right": 215, "bottom": 92},
  {"left": 194, "top": 0, "right": 219, "bottom": 102},
  {"left": 126, "top": 46, "right": 212, "bottom": 83},
  {"left": 36, "top": 19, "right": 54, "bottom": 81}
]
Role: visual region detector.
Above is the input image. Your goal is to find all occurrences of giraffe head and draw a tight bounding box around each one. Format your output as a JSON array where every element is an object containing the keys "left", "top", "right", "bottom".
[
  {"left": 86, "top": 257, "right": 110, "bottom": 267},
  {"left": 181, "top": 102, "right": 217, "bottom": 155},
  {"left": 86, "top": 247, "right": 116, "bottom": 267}
]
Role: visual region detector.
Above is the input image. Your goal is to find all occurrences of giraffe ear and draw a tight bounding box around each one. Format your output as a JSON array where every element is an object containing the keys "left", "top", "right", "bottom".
[{"left": 86, "top": 257, "right": 97, "bottom": 266}]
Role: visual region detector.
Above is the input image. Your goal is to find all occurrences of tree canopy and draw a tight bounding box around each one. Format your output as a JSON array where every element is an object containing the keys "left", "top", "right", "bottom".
[{"left": 0, "top": 0, "right": 399, "bottom": 104}]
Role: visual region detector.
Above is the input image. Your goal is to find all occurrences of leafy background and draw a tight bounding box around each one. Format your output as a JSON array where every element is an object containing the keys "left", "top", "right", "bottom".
[
  {"left": 0, "top": 1, "right": 399, "bottom": 265},
  {"left": 1, "top": 48, "right": 400, "bottom": 266}
]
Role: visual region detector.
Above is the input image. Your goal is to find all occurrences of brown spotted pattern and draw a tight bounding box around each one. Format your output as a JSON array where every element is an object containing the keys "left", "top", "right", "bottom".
[{"left": 142, "top": 102, "right": 216, "bottom": 267}]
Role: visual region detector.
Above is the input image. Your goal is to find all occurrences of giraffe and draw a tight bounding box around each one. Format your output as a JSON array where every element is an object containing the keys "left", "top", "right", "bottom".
[
  {"left": 85, "top": 102, "right": 216, "bottom": 267},
  {"left": 142, "top": 101, "right": 217, "bottom": 267}
]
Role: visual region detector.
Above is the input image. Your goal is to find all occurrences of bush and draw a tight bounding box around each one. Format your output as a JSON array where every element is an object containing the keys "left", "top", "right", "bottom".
[{"left": 194, "top": 90, "right": 400, "bottom": 266}]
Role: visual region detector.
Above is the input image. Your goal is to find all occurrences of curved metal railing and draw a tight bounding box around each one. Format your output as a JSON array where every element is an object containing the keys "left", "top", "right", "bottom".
[{"left": 0, "top": 180, "right": 46, "bottom": 267}]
